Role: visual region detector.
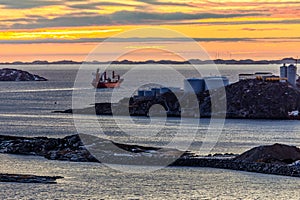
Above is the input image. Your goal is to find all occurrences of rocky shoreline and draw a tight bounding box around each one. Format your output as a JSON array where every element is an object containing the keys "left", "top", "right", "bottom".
[
  {"left": 56, "top": 79, "right": 300, "bottom": 120},
  {"left": 1, "top": 134, "right": 300, "bottom": 178},
  {"left": 174, "top": 143, "right": 300, "bottom": 177},
  {"left": 172, "top": 158, "right": 300, "bottom": 177},
  {"left": 0, "top": 174, "right": 63, "bottom": 184},
  {"left": 0, "top": 68, "right": 47, "bottom": 81}
]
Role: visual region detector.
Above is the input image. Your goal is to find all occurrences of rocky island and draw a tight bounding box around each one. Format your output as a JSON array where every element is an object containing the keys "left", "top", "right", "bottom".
[
  {"left": 56, "top": 79, "right": 300, "bottom": 119},
  {"left": 0, "top": 68, "right": 47, "bottom": 81},
  {"left": 1, "top": 134, "right": 300, "bottom": 178}
]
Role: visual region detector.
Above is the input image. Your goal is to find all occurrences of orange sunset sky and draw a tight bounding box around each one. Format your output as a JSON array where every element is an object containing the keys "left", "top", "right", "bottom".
[{"left": 0, "top": 0, "right": 299, "bottom": 62}]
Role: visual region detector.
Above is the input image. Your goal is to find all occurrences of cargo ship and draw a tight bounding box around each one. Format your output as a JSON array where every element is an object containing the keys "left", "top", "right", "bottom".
[{"left": 92, "top": 69, "right": 123, "bottom": 88}]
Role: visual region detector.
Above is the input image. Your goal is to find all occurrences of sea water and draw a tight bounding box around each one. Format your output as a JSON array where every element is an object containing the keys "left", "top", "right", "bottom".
[{"left": 0, "top": 64, "right": 299, "bottom": 199}]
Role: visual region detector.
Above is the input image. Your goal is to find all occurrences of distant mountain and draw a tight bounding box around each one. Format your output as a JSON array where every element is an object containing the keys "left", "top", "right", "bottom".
[{"left": 0, "top": 58, "right": 299, "bottom": 65}]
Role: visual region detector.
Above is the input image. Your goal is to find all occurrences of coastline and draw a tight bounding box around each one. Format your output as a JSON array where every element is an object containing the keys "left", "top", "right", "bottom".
[
  {"left": 1, "top": 134, "right": 300, "bottom": 178},
  {"left": 56, "top": 79, "right": 300, "bottom": 120},
  {"left": 0, "top": 57, "right": 298, "bottom": 65}
]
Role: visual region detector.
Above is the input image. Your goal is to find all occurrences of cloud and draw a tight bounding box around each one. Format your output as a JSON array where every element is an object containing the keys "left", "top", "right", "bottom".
[
  {"left": 11, "top": 15, "right": 111, "bottom": 29},
  {"left": 1, "top": 1, "right": 297, "bottom": 30},
  {"left": 0, "top": 0, "right": 61, "bottom": 9},
  {"left": 67, "top": 2, "right": 135, "bottom": 9},
  {"left": 5, "top": 10, "right": 265, "bottom": 29},
  {"left": 110, "top": 11, "right": 262, "bottom": 23},
  {"left": 241, "top": 28, "right": 289, "bottom": 31},
  {"left": 164, "top": 19, "right": 300, "bottom": 26},
  {"left": 137, "top": 0, "right": 193, "bottom": 7},
  {"left": 2, "top": 37, "right": 300, "bottom": 44}
]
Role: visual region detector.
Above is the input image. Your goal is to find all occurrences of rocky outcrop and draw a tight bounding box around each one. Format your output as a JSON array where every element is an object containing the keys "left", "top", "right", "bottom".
[
  {"left": 169, "top": 144, "right": 300, "bottom": 177},
  {"left": 128, "top": 92, "right": 180, "bottom": 117},
  {"left": 0, "top": 134, "right": 97, "bottom": 162},
  {"left": 0, "top": 68, "right": 47, "bottom": 81},
  {"left": 127, "top": 80, "right": 300, "bottom": 119},
  {"left": 55, "top": 93, "right": 181, "bottom": 117},
  {"left": 172, "top": 157, "right": 300, "bottom": 177},
  {"left": 0, "top": 134, "right": 192, "bottom": 164},
  {"left": 201, "top": 79, "right": 300, "bottom": 119},
  {"left": 1, "top": 134, "right": 300, "bottom": 177},
  {"left": 234, "top": 143, "right": 300, "bottom": 164},
  {"left": 56, "top": 79, "right": 300, "bottom": 119},
  {"left": 54, "top": 103, "right": 114, "bottom": 115},
  {"left": 0, "top": 174, "right": 63, "bottom": 184},
  {"left": 173, "top": 144, "right": 300, "bottom": 177}
]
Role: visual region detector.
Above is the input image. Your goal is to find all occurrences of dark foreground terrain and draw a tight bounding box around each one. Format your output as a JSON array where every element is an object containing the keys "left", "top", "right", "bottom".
[
  {"left": 0, "top": 174, "right": 63, "bottom": 184},
  {"left": 1, "top": 134, "right": 300, "bottom": 178}
]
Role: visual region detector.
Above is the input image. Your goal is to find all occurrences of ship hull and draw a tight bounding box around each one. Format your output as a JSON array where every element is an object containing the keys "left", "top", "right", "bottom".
[{"left": 93, "top": 79, "right": 123, "bottom": 88}]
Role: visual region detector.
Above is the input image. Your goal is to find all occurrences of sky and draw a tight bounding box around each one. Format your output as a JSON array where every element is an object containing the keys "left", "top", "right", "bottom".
[{"left": 0, "top": 0, "right": 299, "bottom": 62}]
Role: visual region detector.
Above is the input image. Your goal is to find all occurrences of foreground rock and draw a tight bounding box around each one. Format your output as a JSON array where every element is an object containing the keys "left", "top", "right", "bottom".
[
  {"left": 0, "top": 173, "right": 63, "bottom": 184},
  {"left": 1, "top": 134, "right": 300, "bottom": 177},
  {"left": 55, "top": 103, "right": 114, "bottom": 115},
  {"left": 172, "top": 157, "right": 300, "bottom": 177},
  {"left": 0, "top": 68, "right": 47, "bottom": 81},
  {"left": 0, "top": 134, "right": 193, "bottom": 165},
  {"left": 173, "top": 143, "right": 300, "bottom": 177},
  {"left": 234, "top": 143, "right": 300, "bottom": 164},
  {"left": 0, "top": 134, "right": 97, "bottom": 162}
]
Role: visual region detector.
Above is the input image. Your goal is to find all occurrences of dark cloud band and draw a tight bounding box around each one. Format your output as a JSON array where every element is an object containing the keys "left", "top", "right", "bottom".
[
  {"left": 0, "top": 0, "right": 61, "bottom": 9},
  {"left": 4, "top": 11, "right": 266, "bottom": 29},
  {"left": 1, "top": 37, "right": 300, "bottom": 44}
]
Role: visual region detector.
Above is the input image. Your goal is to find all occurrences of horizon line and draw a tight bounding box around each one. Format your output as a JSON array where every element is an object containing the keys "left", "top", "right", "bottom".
[{"left": 0, "top": 57, "right": 299, "bottom": 65}]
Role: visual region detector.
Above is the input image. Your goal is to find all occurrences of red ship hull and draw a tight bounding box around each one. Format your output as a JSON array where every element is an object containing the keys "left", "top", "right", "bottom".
[
  {"left": 92, "top": 70, "right": 123, "bottom": 88},
  {"left": 92, "top": 79, "right": 123, "bottom": 88}
]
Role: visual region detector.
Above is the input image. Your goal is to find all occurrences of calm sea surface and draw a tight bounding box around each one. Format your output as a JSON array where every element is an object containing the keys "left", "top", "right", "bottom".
[{"left": 0, "top": 64, "right": 299, "bottom": 199}]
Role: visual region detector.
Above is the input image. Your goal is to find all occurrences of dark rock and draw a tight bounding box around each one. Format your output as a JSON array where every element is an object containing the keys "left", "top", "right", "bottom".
[
  {"left": 128, "top": 92, "right": 180, "bottom": 117},
  {"left": 234, "top": 143, "right": 300, "bottom": 164},
  {"left": 200, "top": 79, "right": 300, "bottom": 119},
  {"left": 0, "top": 173, "right": 63, "bottom": 184},
  {"left": 1, "top": 134, "right": 300, "bottom": 177},
  {"left": 54, "top": 103, "right": 114, "bottom": 115},
  {"left": 55, "top": 79, "right": 300, "bottom": 120},
  {"left": 0, "top": 68, "right": 47, "bottom": 81},
  {"left": 0, "top": 134, "right": 193, "bottom": 165}
]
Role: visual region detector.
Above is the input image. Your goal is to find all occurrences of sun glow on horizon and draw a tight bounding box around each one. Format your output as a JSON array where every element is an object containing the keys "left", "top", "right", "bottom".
[{"left": 0, "top": 0, "right": 299, "bottom": 62}]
